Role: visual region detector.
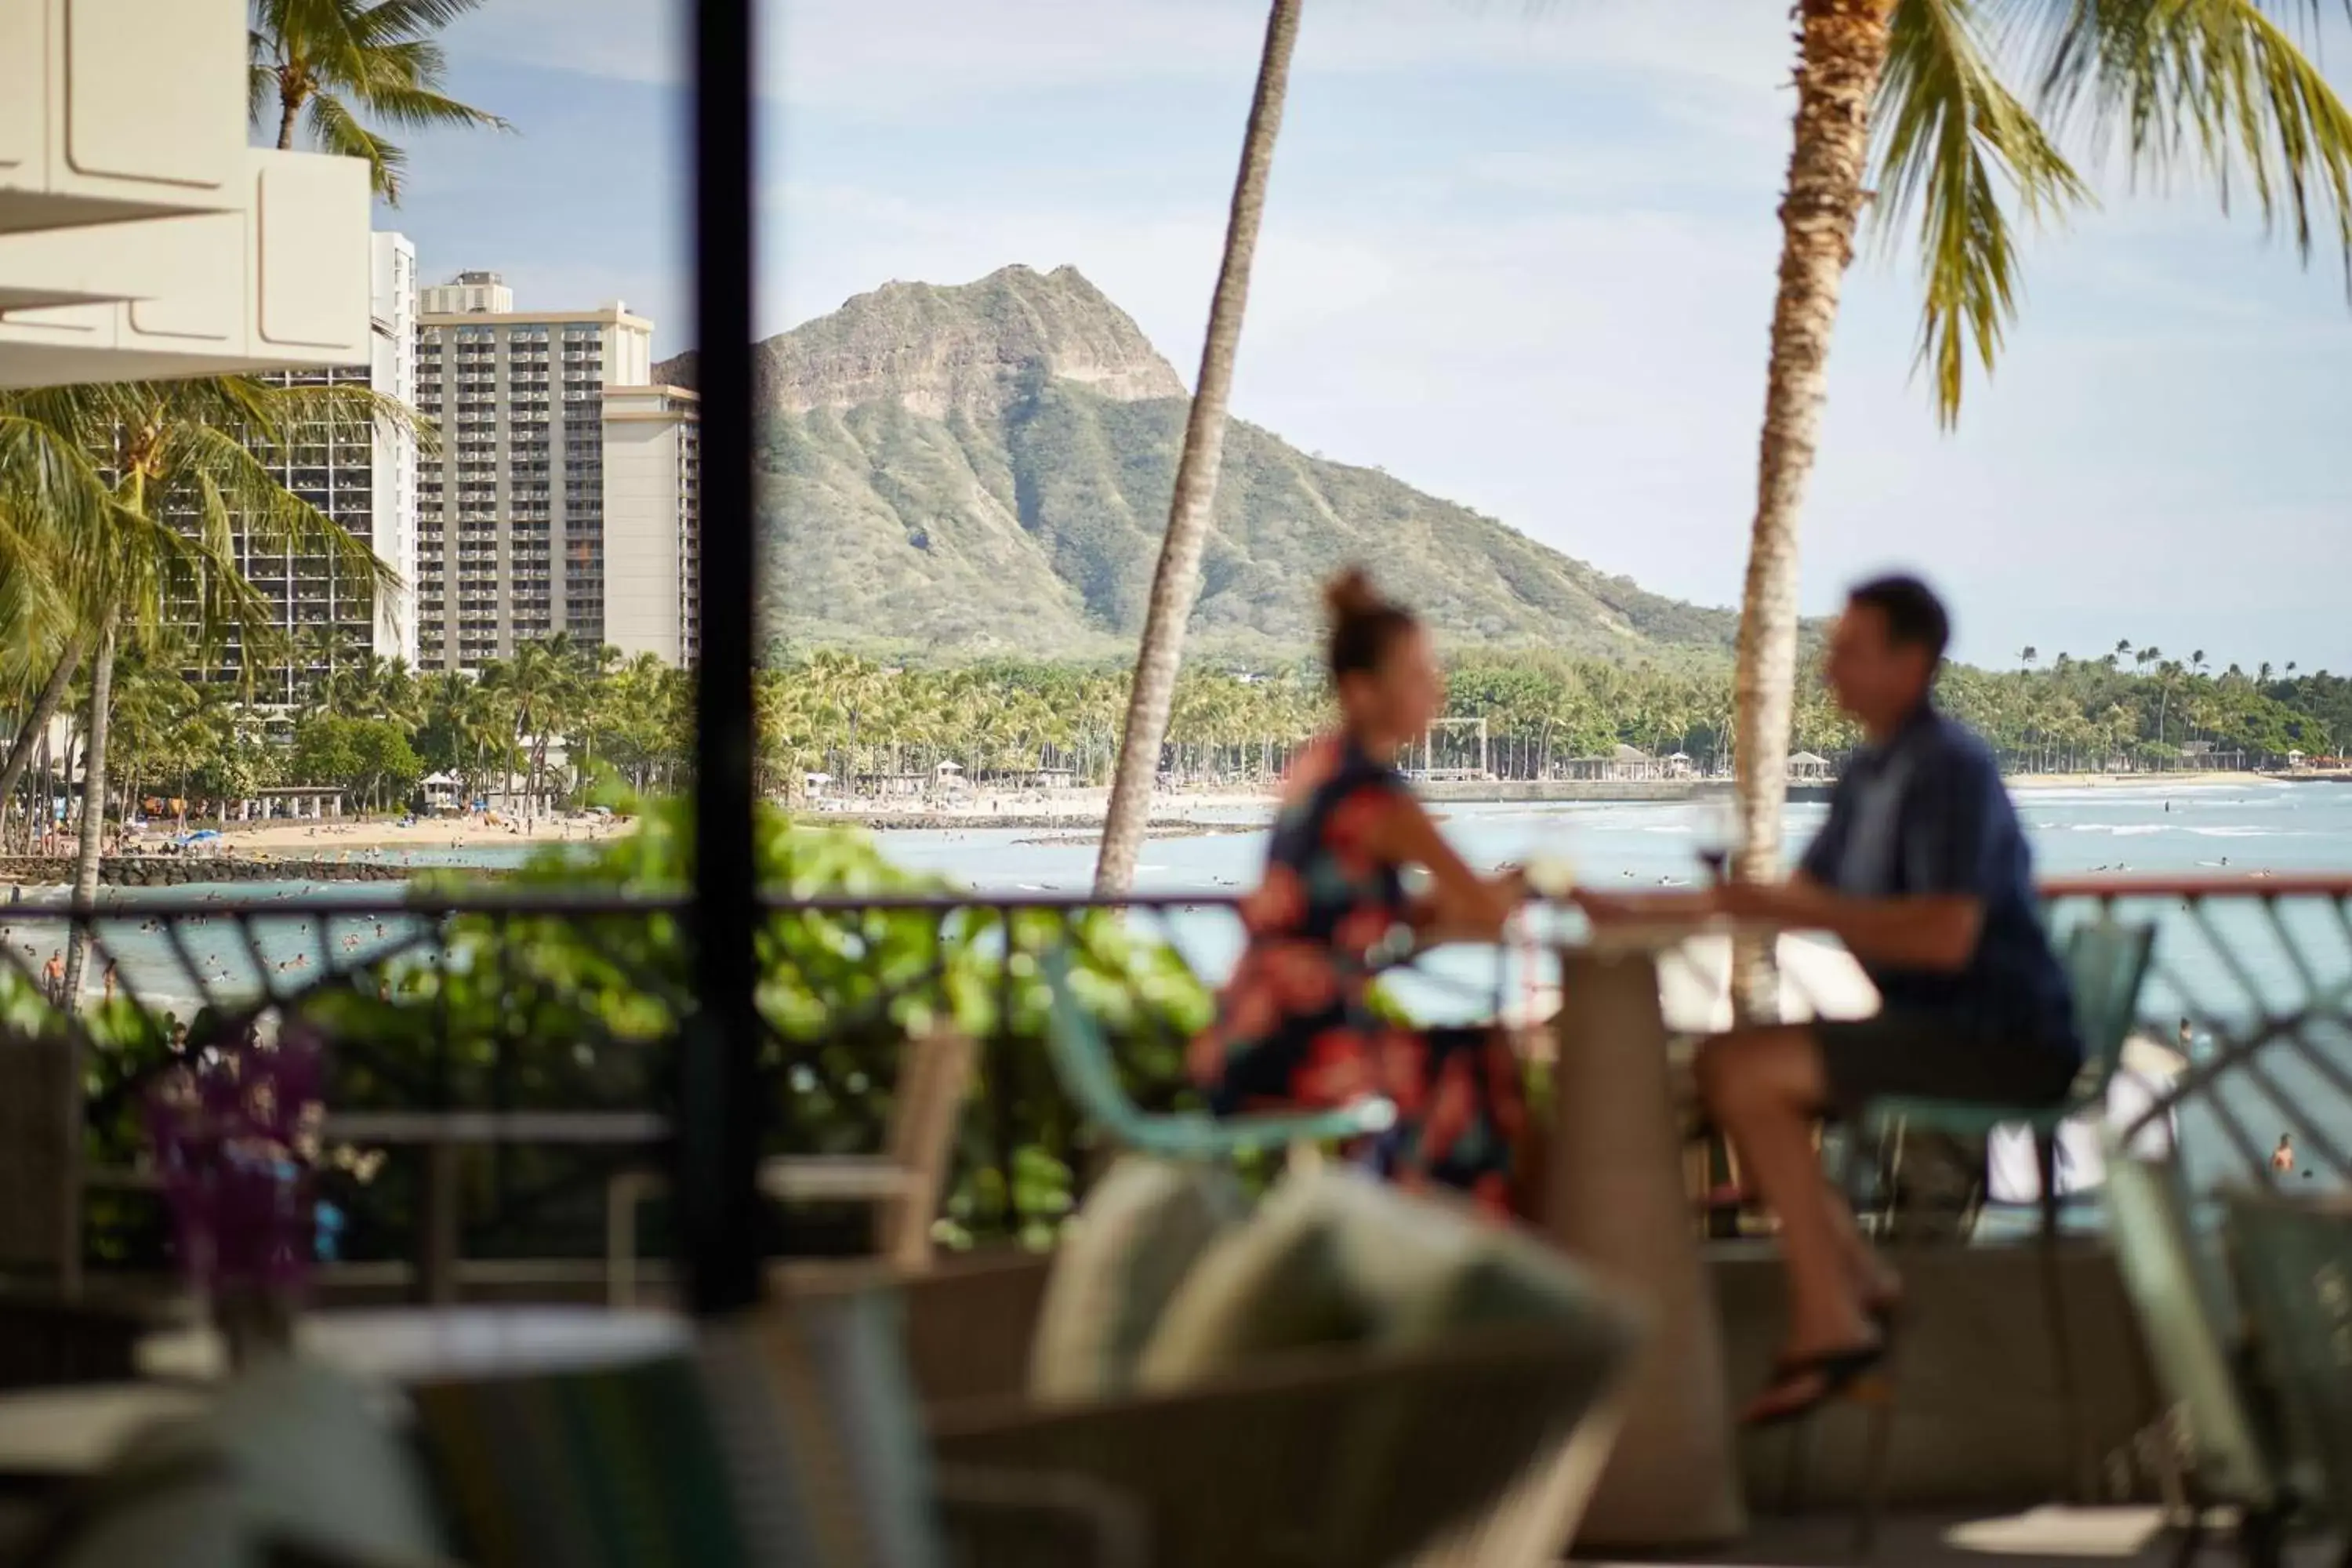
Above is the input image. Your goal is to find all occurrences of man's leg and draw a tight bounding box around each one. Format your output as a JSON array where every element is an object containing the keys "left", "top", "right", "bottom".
[{"left": 1696, "top": 1025, "right": 1875, "bottom": 1357}]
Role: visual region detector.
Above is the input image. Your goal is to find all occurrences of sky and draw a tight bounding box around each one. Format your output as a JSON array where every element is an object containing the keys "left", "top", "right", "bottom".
[{"left": 379, "top": 0, "right": 2352, "bottom": 673}]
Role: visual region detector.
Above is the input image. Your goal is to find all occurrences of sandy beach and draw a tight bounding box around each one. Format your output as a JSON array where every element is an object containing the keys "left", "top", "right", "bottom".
[{"left": 133, "top": 812, "right": 624, "bottom": 856}]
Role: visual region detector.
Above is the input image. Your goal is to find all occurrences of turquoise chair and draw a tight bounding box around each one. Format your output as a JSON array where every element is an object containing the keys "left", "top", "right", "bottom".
[
  {"left": 2223, "top": 1189, "right": 2352, "bottom": 1568},
  {"left": 1039, "top": 946, "right": 1396, "bottom": 1160},
  {"left": 2107, "top": 1147, "right": 2292, "bottom": 1568},
  {"left": 1858, "top": 916, "right": 2158, "bottom": 1504}
]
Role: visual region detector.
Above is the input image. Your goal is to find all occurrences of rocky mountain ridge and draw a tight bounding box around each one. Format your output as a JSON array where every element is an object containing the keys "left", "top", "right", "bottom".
[{"left": 662, "top": 265, "right": 1739, "bottom": 659}]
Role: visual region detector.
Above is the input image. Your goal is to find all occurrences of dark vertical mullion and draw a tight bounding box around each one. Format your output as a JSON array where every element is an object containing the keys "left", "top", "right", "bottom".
[{"left": 681, "top": 0, "right": 764, "bottom": 1316}]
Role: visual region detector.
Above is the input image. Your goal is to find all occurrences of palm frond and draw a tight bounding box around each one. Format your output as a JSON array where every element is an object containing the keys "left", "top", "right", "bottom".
[
  {"left": 350, "top": 72, "right": 514, "bottom": 136},
  {"left": 2002, "top": 0, "right": 2352, "bottom": 278},
  {"left": 304, "top": 91, "right": 407, "bottom": 201},
  {"left": 1874, "top": 0, "right": 2092, "bottom": 424},
  {"left": 354, "top": 0, "right": 491, "bottom": 37},
  {"left": 249, "top": 50, "right": 279, "bottom": 125}
]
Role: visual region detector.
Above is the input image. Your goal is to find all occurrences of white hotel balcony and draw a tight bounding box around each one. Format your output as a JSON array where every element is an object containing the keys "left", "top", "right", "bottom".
[{"left": 0, "top": 0, "right": 370, "bottom": 386}]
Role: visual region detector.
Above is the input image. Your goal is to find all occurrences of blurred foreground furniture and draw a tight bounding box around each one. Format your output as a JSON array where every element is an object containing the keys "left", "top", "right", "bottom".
[
  {"left": 2223, "top": 1189, "right": 2352, "bottom": 1567},
  {"left": 18, "top": 1294, "right": 1138, "bottom": 1568},
  {"left": 2100, "top": 1142, "right": 2291, "bottom": 1567},
  {"left": 841, "top": 1160, "right": 1642, "bottom": 1568},
  {"left": 1036, "top": 949, "right": 1639, "bottom": 1565},
  {"left": 605, "top": 1029, "right": 976, "bottom": 1305}
]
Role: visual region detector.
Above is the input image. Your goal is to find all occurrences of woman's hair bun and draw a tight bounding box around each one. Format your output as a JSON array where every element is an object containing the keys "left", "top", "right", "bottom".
[
  {"left": 1323, "top": 565, "right": 1385, "bottom": 622},
  {"left": 1322, "top": 566, "right": 1417, "bottom": 679}
]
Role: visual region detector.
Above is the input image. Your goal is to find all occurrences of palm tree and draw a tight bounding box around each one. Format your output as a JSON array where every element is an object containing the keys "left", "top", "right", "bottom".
[
  {"left": 481, "top": 637, "right": 570, "bottom": 822},
  {"left": 1094, "top": 0, "right": 1301, "bottom": 895},
  {"left": 1728, "top": 0, "right": 2352, "bottom": 1010},
  {"left": 0, "top": 377, "right": 406, "bottom": 1003},
  {"left": 249, "top": 0, "right": 512, "bottom": 204}
]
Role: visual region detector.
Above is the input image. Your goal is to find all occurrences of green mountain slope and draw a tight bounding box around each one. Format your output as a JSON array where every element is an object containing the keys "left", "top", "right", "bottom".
[{"left": 666, "top": 265, "right": 1738, "bottom": 660}]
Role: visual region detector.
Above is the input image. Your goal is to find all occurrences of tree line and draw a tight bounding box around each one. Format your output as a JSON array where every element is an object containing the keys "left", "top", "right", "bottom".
[{"left": 9, "top": 641, "right": 2339, "bottom": 847}]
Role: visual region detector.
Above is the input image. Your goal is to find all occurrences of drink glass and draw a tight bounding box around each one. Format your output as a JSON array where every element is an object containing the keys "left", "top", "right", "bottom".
[{"left": 1694, "top": 794, "right": 1740, "bottom": 885}]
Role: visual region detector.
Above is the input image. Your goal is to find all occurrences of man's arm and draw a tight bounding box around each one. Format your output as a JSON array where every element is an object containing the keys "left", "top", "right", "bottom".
[
  {"left": 1721, "top": 875, "right": 1982, "bottom": 973},
  {"left": 1571, "top": 877, "right": 1981, "bottom": 971}
]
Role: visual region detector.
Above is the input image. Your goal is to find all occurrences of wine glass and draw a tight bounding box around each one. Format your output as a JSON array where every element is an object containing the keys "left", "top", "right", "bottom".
[{"left": 1693, "top": 793, "right": 1740, "bottom": 886}]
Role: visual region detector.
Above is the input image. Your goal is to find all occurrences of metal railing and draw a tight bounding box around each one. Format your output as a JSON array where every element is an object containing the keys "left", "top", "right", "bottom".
[
  {"left": 2042, "top": 875, "right": 2352, "bottom": 1196},
  {"left": 3, "top": 873, "right": 2347, "bottom": 1291}
]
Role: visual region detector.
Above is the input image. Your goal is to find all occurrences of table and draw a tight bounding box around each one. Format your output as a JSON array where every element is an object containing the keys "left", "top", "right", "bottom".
[
  {"left": 1542, "top": 931, "right": 1746, "bottom": 1549},
  {"left": 136, "top": 1305, "right": 688, "bottom": 1386},
  {"left": 0, "top": 1383, "right": 208, "bottom": 1485},
  {"left": 321, "top": 1111, "right": 670, "bottom": 1305}
]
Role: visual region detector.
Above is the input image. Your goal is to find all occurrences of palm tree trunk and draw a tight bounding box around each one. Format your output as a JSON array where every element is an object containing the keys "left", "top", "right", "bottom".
[
  {"left": 276, "top": 89, "right": 301, "bottom": 151},
  {"left": 62, "top": 614, "right": 117, "bottom": 1008},
  {"left": 1730, "top": 0, "right": 1894, "bottom": 1020},
  {"left": 1094, "top": 0, "right": 1301, "bottom": 895},
  {"left": 0, "top": 633, "right": 89, "bottom": 837}
]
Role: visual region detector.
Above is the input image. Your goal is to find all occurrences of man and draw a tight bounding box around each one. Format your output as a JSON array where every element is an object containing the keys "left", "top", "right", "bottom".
[{"left": 1585, "top": 574, "right": 2076, "bottom": 1425}]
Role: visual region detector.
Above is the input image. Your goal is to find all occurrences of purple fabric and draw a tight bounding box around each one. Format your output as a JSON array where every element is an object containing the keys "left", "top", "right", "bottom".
[{"left": 146, "top": 1015, "right": 326, "bottom": 1295}]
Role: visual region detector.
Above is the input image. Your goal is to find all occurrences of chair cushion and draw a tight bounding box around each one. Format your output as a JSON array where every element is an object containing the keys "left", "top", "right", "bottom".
[
  {"left": 410, "top": 1352, "right": 753, "bottom": 1568},
  {"left": 1028, "top": 1156, "right": 1250, "bottom": 1403},
  {"left": 1136, "top": 1168, "right": 1634, "bottom": 1389},
  {"left": 40, "top": 1360, "right": 448, "bottom": 1568},
  {"left": 409, "top": 1291, "right": 942, "bottom": 1568}
]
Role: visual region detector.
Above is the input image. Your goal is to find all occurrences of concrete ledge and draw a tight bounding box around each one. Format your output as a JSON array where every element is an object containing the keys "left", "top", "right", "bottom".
[{"left": 1713, "top": 1240, "right": 2154, "bottom": 1508}]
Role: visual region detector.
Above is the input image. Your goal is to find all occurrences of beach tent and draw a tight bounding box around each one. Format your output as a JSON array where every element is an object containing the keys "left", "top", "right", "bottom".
[{"left": 1787, "top": 750, "right": 1833, "bottom": 779}]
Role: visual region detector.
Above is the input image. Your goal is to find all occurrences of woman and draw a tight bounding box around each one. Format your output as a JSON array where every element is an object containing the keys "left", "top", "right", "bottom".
[{"left": 1191, "top": 569, "right": 1533, "bottom": 1216}]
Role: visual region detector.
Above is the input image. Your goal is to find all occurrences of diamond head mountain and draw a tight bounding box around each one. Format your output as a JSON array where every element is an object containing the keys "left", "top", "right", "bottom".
[{"left": 657, "top": 264, "right": 1737, "bottom": 660}]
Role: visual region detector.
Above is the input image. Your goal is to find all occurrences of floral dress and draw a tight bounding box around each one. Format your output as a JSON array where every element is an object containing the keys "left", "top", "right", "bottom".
[{"left": 1191, "top": 735, "right": 1529, "bottom": 1217}]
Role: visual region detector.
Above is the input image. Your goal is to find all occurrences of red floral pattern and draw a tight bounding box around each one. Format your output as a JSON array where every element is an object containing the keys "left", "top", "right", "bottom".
[{"left": 1195, "top": 731, "right": 1529, "bottom": 1220}]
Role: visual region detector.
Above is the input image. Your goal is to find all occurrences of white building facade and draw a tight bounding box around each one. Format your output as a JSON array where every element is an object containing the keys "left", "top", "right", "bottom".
[
  {"left": 231, "top": 233, "right": 421, "bottom": 701},
  {"left": 600, "top": 385, "right": 701, "bottom": 667},
  {"left": 414, "top": 278, "right": 657, "bottom": 670},
  {"left": 415, "top": 275, "right": 698, "bottom": 671},
  {"left": 0, "top": 0, "right": 373, "bottom": 387}
]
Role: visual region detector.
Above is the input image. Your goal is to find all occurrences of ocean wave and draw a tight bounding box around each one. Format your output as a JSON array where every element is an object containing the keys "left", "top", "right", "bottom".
[{"left": 2065, "top": 823, "right": 2166, "bottom": 836}]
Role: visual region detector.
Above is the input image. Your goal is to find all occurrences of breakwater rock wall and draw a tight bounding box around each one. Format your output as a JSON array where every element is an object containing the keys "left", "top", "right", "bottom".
[{"left": 0, "top": 856, "right": 418, "bottom": 888}]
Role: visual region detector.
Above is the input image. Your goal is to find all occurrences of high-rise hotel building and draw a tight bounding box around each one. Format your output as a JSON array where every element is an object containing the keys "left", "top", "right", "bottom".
[
  {"left": 238, "top": 231, "right": 420, "bottom": 699},
  {"left": 414, "top": 272, "right": 699, "bottom": 670}
]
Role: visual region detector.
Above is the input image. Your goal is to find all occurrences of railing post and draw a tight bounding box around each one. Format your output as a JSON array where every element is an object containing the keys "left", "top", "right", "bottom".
[{"left": 680, "top": 0, "right": 764, "bottom": 1316}]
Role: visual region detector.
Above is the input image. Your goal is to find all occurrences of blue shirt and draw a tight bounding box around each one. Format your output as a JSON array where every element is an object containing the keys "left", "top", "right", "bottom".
[{"left": 1798, "top": 705, "right": 2079, "bottom": 1056}]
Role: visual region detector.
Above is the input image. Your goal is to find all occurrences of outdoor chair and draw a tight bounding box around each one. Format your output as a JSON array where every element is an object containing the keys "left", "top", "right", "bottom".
[
  {"left": 17, "top": 1295, "right": 1143, "bottom": 1568},
  {"left": 1016, "top": 947, "right": 1641, "bottom": 1567},
  {"left": 1039, "top": 947, "right": 1395, "bottom": 1158},
  {"left": 793, "top": 1219, "right": 1639, "bottom": 1568},
  {"left": 1863, "top": 919, "right": 2154, "bottom": 1486},
  {"left": 1786, "top": 917, "right": 2156, "bottom": 1551},
  {"left": 604, "top": 1027, "right": 977, "bottom": 1305},
  {"left": 2108, "top": 1144, "right": 2292, "bottom": 1567},
  {"left": 2223, "top": 1189, "right": 2352, "bottom": 1568}
]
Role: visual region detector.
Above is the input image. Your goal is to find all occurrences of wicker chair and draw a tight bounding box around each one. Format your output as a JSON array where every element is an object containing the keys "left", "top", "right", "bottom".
[{"left": 804, "top": 1248, "right": 1636, "bottom": 1568}]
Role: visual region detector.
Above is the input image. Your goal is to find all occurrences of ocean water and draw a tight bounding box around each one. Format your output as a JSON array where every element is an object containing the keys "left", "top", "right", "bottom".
[
  {"left": 6, "top": 779, "right": 2350, "bottom": 1197},
  {"left": 10, "top": 779, "right": 2349, "bottom": 1007}
]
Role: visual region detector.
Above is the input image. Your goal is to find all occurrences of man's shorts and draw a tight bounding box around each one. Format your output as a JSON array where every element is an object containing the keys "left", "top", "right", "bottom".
[{"left": 1813, "top": 1010, "right": 2081, "bottom": 1112}]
